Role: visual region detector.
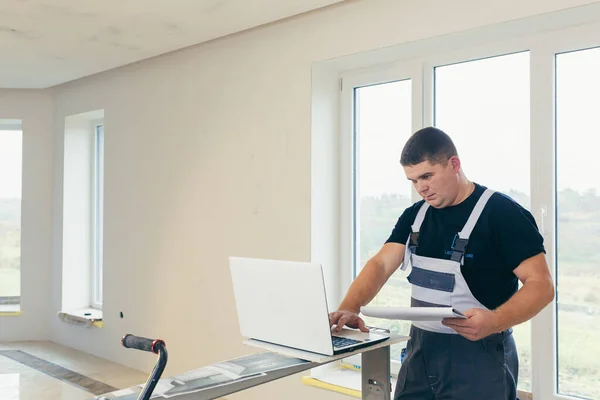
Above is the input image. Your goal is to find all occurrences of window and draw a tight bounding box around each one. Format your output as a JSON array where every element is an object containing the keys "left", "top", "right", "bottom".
[
  {"left": 0, "top": 121, "right": 22, "bottom": 311},
  {"left": 61, "top": 111, "right": 104, "bottom": 316},
  {"left": 352, "top": 79, "right": 414, "bottom": 361},
  {"left": 434, "top": 51, "right": 532, "bottom": 391},
  {"left": 555, "top": 46, "right": 600, "bottom": 400},
  {"left": 336, "top": 13, "right": 600, "bottom": 399},
  {"left": 92, "top": 124, "right": 104, "bottom": 309}
]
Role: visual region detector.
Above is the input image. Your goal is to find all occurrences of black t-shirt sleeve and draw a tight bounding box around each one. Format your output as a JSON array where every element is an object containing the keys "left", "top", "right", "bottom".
[
  {"left": 491, "top": 194, "right": 546, "bottom": 271},
  {"left": 385, "top": 201, "right": 423, "bottom": 245}
]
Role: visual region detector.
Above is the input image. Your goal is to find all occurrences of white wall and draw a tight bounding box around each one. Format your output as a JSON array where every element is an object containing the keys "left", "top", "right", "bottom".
[
  {"left": 0, "top": 90, "right": 54, "bottom": 341},
  {"left": 41, "top": 0, "right": 599, "bottom": 398}
]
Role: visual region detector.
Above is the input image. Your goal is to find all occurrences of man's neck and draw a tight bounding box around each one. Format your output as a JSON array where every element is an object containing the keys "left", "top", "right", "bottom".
[{"left": 452, "top": 180, "right": 475, "bottom": 206}]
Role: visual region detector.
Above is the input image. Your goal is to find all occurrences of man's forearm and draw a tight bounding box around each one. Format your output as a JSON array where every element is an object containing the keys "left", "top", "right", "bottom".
[
  {"left": 338, "top": 258, "right": 389, "bottom": 314},
  {"left": 492, "top": 277, "right": 555, "bottom": 332}
]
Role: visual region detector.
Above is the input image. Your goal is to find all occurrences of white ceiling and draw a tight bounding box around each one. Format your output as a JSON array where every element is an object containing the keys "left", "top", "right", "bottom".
[{"left": 0, "top": 0, "right": 344, "bottom": 89}]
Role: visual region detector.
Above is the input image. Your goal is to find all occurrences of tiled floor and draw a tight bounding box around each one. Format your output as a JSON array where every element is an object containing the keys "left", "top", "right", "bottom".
[{"left": 0, "top": 341, "right": 148, "bottom": 400}]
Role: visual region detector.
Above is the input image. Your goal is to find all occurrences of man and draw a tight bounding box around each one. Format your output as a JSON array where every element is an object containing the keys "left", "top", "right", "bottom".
[{"left": 329, "top": 127, "right": 554, "bottom": 399}]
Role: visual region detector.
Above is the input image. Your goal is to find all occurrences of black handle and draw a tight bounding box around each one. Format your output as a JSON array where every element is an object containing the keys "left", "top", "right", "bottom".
[
  {"left": 121, "top": 334, "right": 163, "bottom": 354},
  {"left": 122, "top": 334, "right": 168, "bottom": 400}
]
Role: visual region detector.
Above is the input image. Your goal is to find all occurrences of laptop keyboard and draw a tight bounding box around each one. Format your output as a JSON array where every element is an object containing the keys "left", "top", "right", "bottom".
[{"left": 332, "top": 336, "right": 362, "bottom": 348}]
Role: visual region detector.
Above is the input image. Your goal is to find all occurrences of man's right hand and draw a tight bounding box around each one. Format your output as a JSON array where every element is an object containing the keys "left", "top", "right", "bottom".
[{"left": 329, "top": 310, "right": 370, "bottom": 333}]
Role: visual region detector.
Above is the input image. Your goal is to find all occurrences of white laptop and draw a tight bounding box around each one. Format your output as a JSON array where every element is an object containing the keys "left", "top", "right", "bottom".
[{"left": 228, "top": 256, "right": 390, "bottom": 356}]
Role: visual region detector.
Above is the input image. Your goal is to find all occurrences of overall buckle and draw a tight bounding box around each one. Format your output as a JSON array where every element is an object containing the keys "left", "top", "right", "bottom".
[
  {"left": 451, "top": 237, "right": 469, "bottom": 262},
  {"left": 409, "top": 232, "right": 419, "bottom": 253}
]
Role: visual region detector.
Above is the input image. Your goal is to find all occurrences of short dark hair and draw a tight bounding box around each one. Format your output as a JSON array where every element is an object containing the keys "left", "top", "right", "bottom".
[{"left": 400, "top": 127, "right": 458, "bottom": 166}]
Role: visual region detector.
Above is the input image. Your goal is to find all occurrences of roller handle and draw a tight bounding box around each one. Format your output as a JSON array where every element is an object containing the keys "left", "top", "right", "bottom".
[{"left": 121, "top": 334, "right": 164, "bottom": 354}]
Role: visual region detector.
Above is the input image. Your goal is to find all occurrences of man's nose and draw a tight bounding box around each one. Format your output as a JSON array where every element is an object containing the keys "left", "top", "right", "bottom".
[{"left": 415, "top": 181, "right": 428, "bottom": 194}]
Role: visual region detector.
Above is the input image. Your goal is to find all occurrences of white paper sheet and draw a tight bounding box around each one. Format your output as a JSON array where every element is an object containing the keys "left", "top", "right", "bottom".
[
  {"left": 108, "top": 388, "right": 136, "bottom": 396},
  {"left": 360, "top": 306, "right": 467, "bottom": 321}
]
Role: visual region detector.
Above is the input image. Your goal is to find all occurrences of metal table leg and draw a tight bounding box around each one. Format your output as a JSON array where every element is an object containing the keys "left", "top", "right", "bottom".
[{"left": 361, "top": 345, "right": 391, "bottom": 400}]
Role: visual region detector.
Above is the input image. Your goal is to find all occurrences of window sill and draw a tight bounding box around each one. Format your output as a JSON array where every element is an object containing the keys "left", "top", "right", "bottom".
[
  {"left": 0, "top": 304, "right": 22, "bottom": 316},
  {"left": 58, "top": 308, "right": 103, "bottom": 328},
  {"left": 303, "top": 363, "right": 397, "bottom": 398}
]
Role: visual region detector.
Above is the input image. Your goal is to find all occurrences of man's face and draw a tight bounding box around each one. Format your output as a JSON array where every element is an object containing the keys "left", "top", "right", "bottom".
[{"left": 403, "top": 157, "right": 462, "bottom": 208}]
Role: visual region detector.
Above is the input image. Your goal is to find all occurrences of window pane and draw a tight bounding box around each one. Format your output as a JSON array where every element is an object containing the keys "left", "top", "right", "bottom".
[
  {"left": 434, "top": 52, "right": 532, "bottom": 391},
  {"left": 556, "top": 47, "right": 600, "bottom": 400},
  {"left": 95, "top": 125, "right": 104, "bottom": 306},
  {"left": 354, "top": 79, "right": 413, "bottom": 360},
  {"left": 0, "top": 128, "right": 22, "bottom": 305}
]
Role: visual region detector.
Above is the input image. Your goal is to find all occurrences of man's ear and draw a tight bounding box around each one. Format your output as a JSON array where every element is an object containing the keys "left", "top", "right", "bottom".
[{"left": 450, "top": 156, "right": 461, "bottom": 172}]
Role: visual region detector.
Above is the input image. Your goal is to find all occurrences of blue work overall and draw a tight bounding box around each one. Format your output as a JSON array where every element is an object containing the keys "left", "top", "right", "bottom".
[{"left": 394, "top": 189, "right": 519, "bottom": 400}]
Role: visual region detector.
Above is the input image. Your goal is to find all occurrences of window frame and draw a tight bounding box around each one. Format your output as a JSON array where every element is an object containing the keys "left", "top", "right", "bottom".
[
  {"left": 339, "top": 61, "right": 424, "bottom": 296},
  {"left": 91, "top": 120, "right": 104, "bottom": 310},
  {"left": 0, "top": 122, "right": 23, "bottom": 310},
  {"left": 337, "top": 19, "right": 600, "bottom": 400}
]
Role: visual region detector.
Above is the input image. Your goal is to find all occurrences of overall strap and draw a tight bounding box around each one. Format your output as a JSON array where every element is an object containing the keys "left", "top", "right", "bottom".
[
  {"left": 411, "top": 201, "right": 430, "bottom": 232},
  {"left": 400, "top": 201, "right": 430, "bottom": 271},
  {"left": 409, "top": 202, "right": 430, "bottom": 252},
  {"left": 451, "top": 188, "right": 495, "bottom": 264}
]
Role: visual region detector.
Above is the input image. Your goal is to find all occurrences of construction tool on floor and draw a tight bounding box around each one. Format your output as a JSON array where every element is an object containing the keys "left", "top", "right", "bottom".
[{"left": 121, "top": 334, "right": 168, "bottom": 400}]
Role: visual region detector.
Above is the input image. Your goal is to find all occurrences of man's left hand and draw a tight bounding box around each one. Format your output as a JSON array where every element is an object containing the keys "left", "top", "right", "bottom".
[{"left": 442, "top": 308, "right": 500, "bottom": 341}]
